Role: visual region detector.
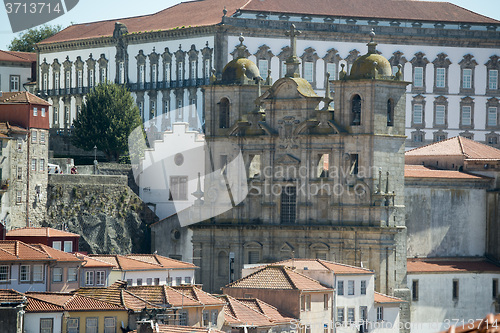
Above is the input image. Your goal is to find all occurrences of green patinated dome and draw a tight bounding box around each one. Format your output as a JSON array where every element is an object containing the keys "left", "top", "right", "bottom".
[{"left": 221, "top": 58, "right": 261, "bottom": 84}]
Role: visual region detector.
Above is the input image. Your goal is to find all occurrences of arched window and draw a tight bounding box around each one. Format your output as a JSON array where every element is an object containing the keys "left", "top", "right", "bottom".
[
  {"left": 387, "top": 99, "right": 394, "bottom": 126},
  {"left": 219, "top": 98, "right": 230, "bottom": 129},
  {"left": 351, "top": 95, "right": 361, "bottom": 126}
]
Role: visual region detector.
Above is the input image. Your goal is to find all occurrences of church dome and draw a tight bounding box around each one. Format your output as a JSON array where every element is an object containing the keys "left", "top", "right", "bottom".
[
  {"left": 221, "top": 58, "right": 261, "bottom": 84},
  {"left": 349, "top": 31, "right": 392, "bottom": 80}
]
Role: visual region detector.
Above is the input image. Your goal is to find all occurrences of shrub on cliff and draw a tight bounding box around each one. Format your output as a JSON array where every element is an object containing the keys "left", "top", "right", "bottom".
[{"left": 72, "top": 82, "right": 143, "bottom": 161}]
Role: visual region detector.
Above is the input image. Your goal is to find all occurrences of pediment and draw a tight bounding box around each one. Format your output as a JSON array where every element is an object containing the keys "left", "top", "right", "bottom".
[{"left": 275, "top": 154, "right": 301, "bottom": 165}]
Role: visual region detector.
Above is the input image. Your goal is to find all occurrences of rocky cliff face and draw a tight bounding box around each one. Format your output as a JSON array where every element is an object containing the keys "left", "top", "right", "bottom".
[{"left": 44, "top": 174, "right": 157, "bottom": 254}]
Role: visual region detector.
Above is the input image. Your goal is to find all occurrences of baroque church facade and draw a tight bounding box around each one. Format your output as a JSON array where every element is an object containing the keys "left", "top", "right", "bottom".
[{"left": 35, "top": 0, "right": 500, "bottom": 149}]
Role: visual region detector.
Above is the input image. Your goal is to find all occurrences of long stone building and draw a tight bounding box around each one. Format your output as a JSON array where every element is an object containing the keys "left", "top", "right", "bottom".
[{"left": 36, "top": 0, "right": 500, "bottom": 149}]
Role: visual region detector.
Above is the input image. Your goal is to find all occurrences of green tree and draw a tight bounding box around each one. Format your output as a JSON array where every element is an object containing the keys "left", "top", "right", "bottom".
[
  {"left": 72, "top": 83, "right": 143, "bottom": 161},
  {"left": 8, "top": 24, "right": 63, "bottom": 52}
]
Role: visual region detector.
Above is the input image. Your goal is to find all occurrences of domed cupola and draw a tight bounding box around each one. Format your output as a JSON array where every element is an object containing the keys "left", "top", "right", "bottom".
[
  {"left": 221, "top": 35, "right": 262, "bottom": 85},
  {"left": 349, "top": 30, "right": 393, "bottom": 80}
]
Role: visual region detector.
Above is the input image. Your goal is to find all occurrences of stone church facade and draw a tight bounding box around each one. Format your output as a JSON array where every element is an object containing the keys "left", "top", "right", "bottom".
[{"left": 36, "top": 0, "right": 500, "bottom": 150}]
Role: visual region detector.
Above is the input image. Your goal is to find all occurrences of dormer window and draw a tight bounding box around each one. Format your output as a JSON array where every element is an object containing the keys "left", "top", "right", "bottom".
[{"left": 351, "top": 95, "right": 361, "bottom": 126}]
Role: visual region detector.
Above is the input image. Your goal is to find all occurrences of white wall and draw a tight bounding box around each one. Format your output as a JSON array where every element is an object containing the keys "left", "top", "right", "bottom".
[
  {"left": 0, "top": 63, "right": 32, "bottom": 92},
  {"left": 408, "top": 272, "right": 500, "bottom": 333},
  {"left": 110, "top": 268, "right": 195, "bottom": 286},
  {"left": 25, "top": 312, "right": 63, "bottom": 333}
]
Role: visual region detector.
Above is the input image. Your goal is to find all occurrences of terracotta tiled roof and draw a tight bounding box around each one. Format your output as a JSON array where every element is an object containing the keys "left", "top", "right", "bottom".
[
  {"left": 130, "top": 325, "right": 225, "bottom": 333},
  {"left": 0, "top": 50, "right": 36, "bottom": 63},
  {"left": 407, "top": 258, "right": 500, "bottom": 274},
  {"left": 0, "top": 289, "right": 26, "bottom": 305},
  {"left": 440, "top": 313, "right": 500, "bottom": 333},
  {"left": 0, "top": 122, "right": 28, "bottom": 136},
  {"left": 40, "top": 0, "right": 498, "bottom": 46},
  {"left": 126, "top": 254, "right": 197, "bottom": 269},
  {"left": 39, "top": 0, "right": 248, "bottom": 45},
  {"left": 226, "top": 265, "right": 331, "bottom": 291},
  {"left": 79, "top": 255, "right": 115, "bottom": 268},
  {"left": 268, "top": 258, "right": 373, "bottom": 275},
  {"left": 404, "top": 165, "right": 489, "bottom": 180},
  {"left": 75, "top": 286, "right": 160, "bottom": 311},
  {"left": 30, "top": 244, "right": 81, "bottom": 262},
  {"left": 126, "top": 285, "right": 224, "bottom": 307},
  {"left": 0, "top": 92, "right": 51, "bottom": 106},
  {"left": 89, "top": 254, "right": 164, "bottom": 271},
  {"left": 374, "top": 292, "right": 404, "bottom": 304},
  {"left": 6, "top": 227, "right": 80, "bottom": 238},
  {"left": 219, "top": 295, "right": 280, "bottom": 327},
  {"left": 26, "top": 292, "right": 126, "bottom": 312},
  {"left": 25, "top": 294, "right": 66, "bottom": 312},
  {"left": 406, "top": 136, "right": 500, "bottom": 160},
  {"left": 235, "top": 297, "right": 294, "bottom": 323},
  {"left": 0, "top": 240, "right": 55, "bottom": 261},
  {"left": 240, "top": 0, "right": 499, "bottom": 24},
  {"left": 172, "top": 285, "right": 225, "bottom": 306}
]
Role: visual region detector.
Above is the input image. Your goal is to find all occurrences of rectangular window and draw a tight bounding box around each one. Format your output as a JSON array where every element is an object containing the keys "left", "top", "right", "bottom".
[
  {"left": 258, "top": 59, "right": 268, "bottom": 80},
  {"left": 137, "top": 278, "right": 143, "bottom": 286},
  {"left": 305, "top": 294, "right": 311, "bottom": 311},
  {"left": 452, "top": 279, "right": 459, "bottom": 301},
  {"left": 463, "top": 68, "right": 472, "bottom": 89},
  {"left": 31, "top": 158, "right": 37, "bottom": 171},
  {"left": 68, "top": 268, "right": 77, "bottom": 282},
  {"left": 119, "top": 62, "right": 125, "bottom": 84},
  {"left": 489, "top": 70, "right": 498, "bottom": 90},
  {"left": 327, "top": 63, "right": 336, "bottom": 80},
  {"left": 165, "top": 63, "right": 171, "bottom": 81},
  {"left": 203, "top": 310, "right": 209, "bottom": 326},
  {"left": 65, "top": 71, "right": 70, "bottom": 92},
  {"left": 248, "top": 251, "right": 260, "bottom": 264},
  {"left": 462, "top": 106, "right": 472, "bottom": 126},
  {"left": 52, "top": 267, "right": 63, "bottom": 282},
  {"left": 190, "top": 61, "right": 196, "bottom": 79},
  {"left": 17, "top": 167, "right": 22, "bottom": 180},
  {"left": 33, "top": 107, "right": 38, "bottom": 116},
  {"left": 54, "top": 72, "right": 59, "bottom": 90},
  {"left": 40, "top": 318, "right": 54, "bottom": 333},
  {"left": 176, "top": 277, "right": 182, "bottom": 286},
  {"left": 205, "top": 59, "right": 210, "bottom": 78},
  {"left": 347, "top": 308, "right": 355, "bottom": 323},
  {"left": 16, "top": 190, "right": 22, "bottom": 204},
  {"left": 86, "top": 318, "right": 98, "bottom": 333},
  {"left": 32, "top": 130, "right": 37, "bottom": 143},
  {"left": 185, "top": 276, "right": 191, "bottom": 284},
  {"left": 488, "top": 107, "right": 498, "bottom": 127},
  {"left": 89, "top": 69, "right": 94, "bottom": 88},
  {"left": 41, "top": 108, "right": 46, "bottom": 117},
  {"left": 337, "top": 280, "right": 344, "bottom": 296},
  {"left": 0, "top": 265, "right": 9, "bottom": 281},
  {"left": 17, "top": 139, "right": 22, "bottom": 151},
  {"left": 412, "top": 280, "right": 419, "bottom": 301},
  {"left": 86, "top": 271, "right": 94, "bottom": 285},
  {"left": 413, "top": 104, "right": 423, "bottom": 124},
  {"left": 43, "top": 73, "right": 48, "bottom": 92},
  {"left": 360, "top": 280, "right": 367, "bottom": 295},
  {"left": 152, "top": 64, "right": 157, "bottom": 87},
  {"left": 139, "top": 64, "right": 145, "bottom": 84},
  {"left": 436, "top": 67, "right": 445, "bottom": 88},
  {"left": 179, "top": 311, "right": 188, "bottom": 326},
  {"left": 40, "top": 159, "right": 45, "bottom": 172},
  {"left": 280, "top": 186, "right": 297, "bottom": 224},
  {"left": 10, "top": 75, "right": 20, "bottom": 91},
  {"left": 20, "top": 265, "right": 30, "bottom": 282},
  {"left": 104, "top": 317, "right": 115, "bottom": 333},
  {"left": 348, "top": 280, "right": 355, "bottom": 295},
  {"left": 413, "top": 67, "right": 423, "bottom": 87},
  {"left": 40, "top": 132, "right": 46, "bottom": 143},
  {"left": 169, "top": 176, "right": 188, "bottom": 201},
  {"left": 77, "top": 70, "right": 83, "bottom": 88},
  {"left": 146, "top": 278, "right": 152, "bottom": 285},
  {"left": 337, "top": 307, "right": 344, "bottom": 323},
  {"left": 127, "top": 279, "right": 133, "bottom": 285},
  {"left": 488, "top": 136, "right": 498, "bottom": 145},
  {"left": 211, "top": 310, "right": 218, "bottom": 326},
  {"left": 96, "top": 271, "right": 105, "bottom": 286},
  {"left": 53, "top": 107, "right": 58, "bottom": 125},
  {"left": 177, "top": 61, "right": 183, "bottom": 81},
  {"left": 324, "top": 294, "right": 329, "bottom": 309},
  {"left": 52, "top": 241, "right": 61, "bottom": 250},
  {"left": 304, "top": 61, "right": 314, "bottom": 83},
  {"left": 435, "top": 105, "right": 445, "bottom": 125},
  {"left": 33, "top": 265, "right": 43, "bottom": 282},
  {"left": 493, "top": 279, "right": 498, "bottom": 299},
  {"left": 100, "top": 67, "right": 107, "bottom": 83},
  {"left": 154, "top": 278, "right": 160, "bottom": 285},
  {"left": 377, "top": 306, "right": 384, "bottom": 321},
  {"left": 63, "top": 241, "right": 72, "bottom": 253}
]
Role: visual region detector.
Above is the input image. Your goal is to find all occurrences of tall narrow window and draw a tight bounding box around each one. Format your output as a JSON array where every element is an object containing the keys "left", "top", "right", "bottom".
[
  {"left": 169, "top": 176, "right": 188, "bottom": 201},
  {"left": 177, "top": 61, "right": 183, "bottom": 81},
  {"left": 387, "top": 99, "right": 394, "bottom": 126},
  {"left": 165, "top": 63, "right": 171, "bottom": 82},
  {"left": 488, "top": 107, "right": 498, "bottom": 127},
  {"left": 351, "top": 94, "right": 361, "bottom": 126},
  {"left": 219, "top": 98, "right": 230, "bottom": 129},
  {"left": 327, "top": 63, "right": 336, "bottom": 80},
  {"left": 65, "top": 71, "right": 70, "bottom": 93},
  {"left": 88, "top": 70, "right": 94, "bottom": 88},
  {"left": 337, "top": 280, "right": 344, "bottom": 296},
  {"left": 190, "top": 61, "right": 196, "bottom": 79},
  {"left": 489, "top": 70, "right": 498, "bottom": 90},
  {"left": 348, "top": 280, "right": 355, "bottom": 295},
  {"left": 435, "top": 67, "right": 445, "bottom": 88},
  {"left": 350, "top": 154, "right": 359, "bottom": 175},
  {"left": 258, "top": 59, "right": 268, "bottom": 80},
  {"left": 435, "top": 105, "right": 445, "bottom": 126},
  {"left": 280, "top": 186, "right": 296, "bottom": 224},
  {"left": 67, "top": 318, "right": 79, "bottom": 333},
  {"left": 152, "top": 64, "right": 157, "bottom": 87},
  {"left": 100, "top": 67, "right": 107, "bottom": 83},
  {"left": 43, "top": 73, "right": 48, "bottom": 92},
  {"left": 10, "top": 75, "right": 20, "bottom": 91},
  {"left": 118, "top": 62, "right": 125, "bottom": 84},
  {"left": 452, "top": 279, "right": 459, "bottom": 301},
  {"left": 413, "top": 104, "right": 423, "bottom": 124},
  {"left": 493, "top": 279, "right": 498, "bottom": 299},
  {"left": 462, "top": 106, "right": 472, "bottom": 126},
  {"left": 54, "top": 72, "right": 60, "bottom": 90},
  {"left": 139, "top": 64, "right": 145, "bottom": 89},
  {"left": 360, "top": 280, "right": 367, "bottom": 295},
  {"left": 77, "top": 70, "right": 83, "bottom": 88},
  {"left": 413, "top": 67, "right": 423, "bottom": 87},
  {"left": 377, "top": 307, "right": 384, "bottom": 321},
  {"left": 205, "top": 59, "right": 210, "bottom": 78},
  {"left": 304, "top": 61, "right": 314, "bottom": 83},
  {"left": 462, "top": 68, "right": 472, "bottom": 89},
  {"left": 337, "top": 308, "right": 344, "bottom": 323}
]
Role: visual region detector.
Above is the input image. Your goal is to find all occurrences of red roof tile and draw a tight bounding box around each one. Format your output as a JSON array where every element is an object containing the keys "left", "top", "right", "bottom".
[
  {"left": 0, "top": 289, "right": 26, "bottom": 305},
  {"left": 269, "top": 258, "right": 373, "bottom": 275},
  {"left": 235, "top": 297, "right": 294, "bottom": 323},
  {"left": 406, "top": 136, "right": 500, "bottom": 160},
  {"left": 226, "top": 265, "right": 331, "bottom": 291},
  {"left": 26, "top": 292, "right": 126, "bottom": 312},
  {"left": 220, "top": 295, "right": 278, "bottom": 327},
  {"left": 6, "top": 227, "right": 80, "bottom": 238},
  {"left": 130, "top": 325, "right": 225, "bottom": 333},
  {"left": 125, "top": 254, "right": 197, "bottom": 269},
  {"left": 374, "top": 292, "right": 404, "bottom": 304},
  {"left": 0, "top": 92, "right": 51, "bottom": 106},
  {"left": 407, "top": 258, "right": 500, "bottom": 274},
  {"left": 0, "top": 122, "right": 28, "bottom": 136},
  {"left": 404, "top": 165, "right": 489, "bottom": 180},
  {"left": 0, "top": 241, "right": 54, "bottom": 261},
  {"left": 39, "top": 0, "right": 498, "bottom": 46},
  {"left": 0, "top": 50, "right": 36, "bottom": 63},
  {"left": 89, "top": 254, "right": 164, "bottom": 271},
  {"left": 30, "top": 244, "right": 82, "bottom": 262}
]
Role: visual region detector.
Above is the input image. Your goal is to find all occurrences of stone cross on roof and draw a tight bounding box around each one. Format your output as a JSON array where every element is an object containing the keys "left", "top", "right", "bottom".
[{"left": 284, "top": 24, "right": 302, "bottom": 78}]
